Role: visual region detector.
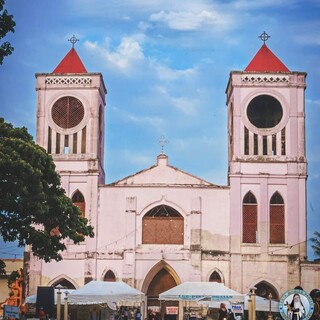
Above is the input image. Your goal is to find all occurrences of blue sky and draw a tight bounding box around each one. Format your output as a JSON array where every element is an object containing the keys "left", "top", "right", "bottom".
[{"left": 1, "top": 0, "right": 320, "bottom": 260}]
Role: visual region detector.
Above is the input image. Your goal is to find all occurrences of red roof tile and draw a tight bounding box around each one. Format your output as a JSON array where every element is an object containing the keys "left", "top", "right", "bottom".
[
  {"left": 53, "top": 48, "right": 87, "bottom": 74},
  {"left": 245, "top": 44, "right": 289, "bottom": 72}
]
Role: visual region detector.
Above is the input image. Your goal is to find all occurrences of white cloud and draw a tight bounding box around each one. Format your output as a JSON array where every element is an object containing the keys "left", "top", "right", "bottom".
[
  {"left": 110, "top": 105, "right": 165, "bottom": 129},
  {"left": 171, "top": 96, "right": 197, "bottom": 115},
  {"left": 138, "top": 21, "right": 153, "bottom": 31},
  {"left": 154, "top": 86, "right": 198, "bottom": 115},
  {"left": 152, "top": 62, "right": 196, "bottom": 81},
  {"left": 295, "top": 34, "right": 320, "bottom": 46},
  {"left": 127, "top": 114, "right": 165, "bottom": 127},
  {"left": 85, "top": 35, "right": 198, "bottom": 81},
  {"left": 149, "top": 10, "right": 232, "bottom": 31},
  {"left": 123, "top": 151, "right": 154, "bottom": 167},
  {"left": 306, "top": 99, "right": 320, "bottom": 107},
  {"left": 84, "top": 36, "right": 145, "bottom": 75},
  {"left": 173, "top": 135, "right": 219, "bottom": 150},
  {"left": 231, "top": 0, "right": 299, "bottom": 9}
]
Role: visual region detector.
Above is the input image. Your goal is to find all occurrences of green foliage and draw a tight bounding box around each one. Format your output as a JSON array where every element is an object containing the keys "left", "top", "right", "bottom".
[
  {"left": 0, "top": 118, "right": 94, "bottom": 267},
  {"left": 311, "top": 231, "right": 320, "bottom": 258},
  {"left": 0, "top": 0, "right": 16, "bottom": 64}
]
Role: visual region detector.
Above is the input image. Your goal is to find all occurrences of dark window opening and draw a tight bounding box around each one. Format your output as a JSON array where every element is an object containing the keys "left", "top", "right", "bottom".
[
  {"left": 281, "top": 128, "right": 286, "bottom": 155},
  {"left": 263, "top": 136, "right": 267, "bottom": 155},
  {"left": 272, "top": 134, "right": 276, "bottom": 155},
  {"left": 247, "top": 95, "right": 283, "bottom": 129},
  {"left": 81, "top": 126, "right": 86, "bottom": 153},
  {"left": 56, "top": 132, "right": 60, "bottom": 154},
  {"left": 48, "top": 127, "right": 52, "bottom": 154},
  {"left": 244, "top": 127, "right": 249, "bottom": 155},
  {"left": 254, "top": 134, "right": 258, "bottom": 155}
]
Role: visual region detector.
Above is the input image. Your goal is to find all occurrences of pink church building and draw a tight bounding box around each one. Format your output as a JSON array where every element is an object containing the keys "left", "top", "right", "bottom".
[{"left": 26, "top": 38, "right": 319, "bottom": 314}]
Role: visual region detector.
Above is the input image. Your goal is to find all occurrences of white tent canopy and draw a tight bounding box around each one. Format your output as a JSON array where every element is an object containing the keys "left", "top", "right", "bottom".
[
  {"left": 159, "top": 282, "right": 244, "bottom": 303},
  {"left": 25, "top": 289, "right": 74, "bottom": 305},
  {"left": 198, "top": 294, "right": 279, "bottom": 312},
  {"left": 68, "top": 281, "right": 145, "bottom": 308}
]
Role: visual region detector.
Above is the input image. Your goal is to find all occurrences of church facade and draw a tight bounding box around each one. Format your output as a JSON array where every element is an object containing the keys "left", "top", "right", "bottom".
[{"left": 26, "top": 40, "right": 318, "bottom": 308}]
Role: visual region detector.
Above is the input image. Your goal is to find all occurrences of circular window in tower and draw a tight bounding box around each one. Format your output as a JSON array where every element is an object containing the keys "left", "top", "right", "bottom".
[
  {"left": 51, "top": 96, "right": 84, "bottom": 129},
  {"left": 247, "top": 95, "right": 283, "bottom": 129}
]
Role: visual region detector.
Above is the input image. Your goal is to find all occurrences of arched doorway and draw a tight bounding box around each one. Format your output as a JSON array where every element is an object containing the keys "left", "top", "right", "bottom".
[
  {"left": 143, "top": 262, "right": 180, "bottom": 320},
  {"left": 254, "top": 281, "right": 279, "bottom": 300}
]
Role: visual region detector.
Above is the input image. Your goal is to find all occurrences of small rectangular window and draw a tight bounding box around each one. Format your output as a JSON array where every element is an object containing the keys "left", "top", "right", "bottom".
[
  {"left": 244, "top": 127, "right": 249, "bottom": 155},
  {"left": 81, "top": 126, "right": 86, "bottom": 154},
  {"left": 73, "top": 133, "right": 77, "bottom": 153},
  {"left": 281, "top": 128, "right": 286, "bottom": 155},
  {"left": 48, "top": 127, "right": 52, "bottom": 154},
  {"left": 263, "top": 136, "right": 267, "bottom": 155},
  {"left": 64, "top": 135, "right": 69, "bottom": 154},
  {"left": 272, "top": 134, "right": 276, "bottom": 155},
  {"left": 56, "top": 132, "right": 60, "bottom": 154},
  {"left": 254, "top": 134, "right": 258, "bottom": 155}
]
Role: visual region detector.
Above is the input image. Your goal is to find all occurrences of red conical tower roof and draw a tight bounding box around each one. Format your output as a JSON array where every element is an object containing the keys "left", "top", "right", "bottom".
[
  {"left": 53, "top": 48, "right": 87, "bottom": 74},
  {"left": 245, "top": 44, "right": 289, "bottom": 72}
]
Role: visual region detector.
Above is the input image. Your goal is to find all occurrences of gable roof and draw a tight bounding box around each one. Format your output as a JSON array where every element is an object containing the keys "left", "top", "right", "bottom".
[
  {"left": 108, "top": 154, "right": 224, "bottom": 188},
  {"left": 52, "top": 48, "right": 87, "bottom": 74},
  {"left": 245, "top": 44, "right": 289, "bottom": 72}
]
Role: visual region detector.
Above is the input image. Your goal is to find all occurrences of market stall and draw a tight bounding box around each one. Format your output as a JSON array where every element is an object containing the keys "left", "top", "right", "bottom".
[
  {"left": 68, "top": 281, "right": 144, "bottom": 306},
  {"left": 159, "top": 282, "right": 244, "bottom": 320},
  {"left": 68, "top": 281, "right": 145, "bottom": 320},
  {"left": 159, "top": 282, "right": 244, "bottom": 302},
  {"left": 198, "top": 294, "right": 279, "bottom": 312}
]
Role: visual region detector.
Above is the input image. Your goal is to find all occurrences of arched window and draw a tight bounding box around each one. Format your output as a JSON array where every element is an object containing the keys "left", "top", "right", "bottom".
[
  {"left": 270, "top": 192, "right": 285, "bottom": 244},
  {"left": 142, "top": 205, "right": 184, "bottom": 245},
  {"left": 243, "top": 192, "right": 257, "bottom": 243},
  {"left": 52, "top": 278, "right": 76, "bottom": 290},
  {"left": 209, "top": 271, "right": 222, "bottom": 283},
  {"left": 72, "top": 190, "right": 85, "bottom": 217},
  {"left": 103, "top": 270, "right": 116, "bottom": 282}
]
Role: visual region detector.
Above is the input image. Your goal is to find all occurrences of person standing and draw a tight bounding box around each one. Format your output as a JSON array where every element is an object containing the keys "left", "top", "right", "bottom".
[
  {"left": 135, "top": 308, "right": 142, "bottom": 320},
  {"left": 218, "top": 303, "right": 228, "bottom": 320}
]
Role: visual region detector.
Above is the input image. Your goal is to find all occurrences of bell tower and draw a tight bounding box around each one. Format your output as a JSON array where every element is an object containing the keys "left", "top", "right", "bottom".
[
  {"left": 34, "top": 39, "right": 107, "bottom": 284},
  {"left": 226, "top": 33, "right": 307, "bottom": 294},
  {"left": 36, "top": 43, "right": 106, "bottom": 185}
]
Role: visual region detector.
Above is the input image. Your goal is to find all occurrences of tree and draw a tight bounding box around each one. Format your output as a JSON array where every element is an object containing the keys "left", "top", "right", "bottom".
[
  {"left": 0, "top": 0, "right": 15, "bottom": 65},
  {"left": 311, "top": 231, "right": 320, "bottom": 258},
  {"left": 0, "top": 118, "right": 94, "bottom": 274}
]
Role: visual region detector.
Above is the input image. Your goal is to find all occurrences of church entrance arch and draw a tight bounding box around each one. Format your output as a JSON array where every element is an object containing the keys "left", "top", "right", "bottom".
[{"left": 142, "top": 261, "right": 181, "bottom": 320}]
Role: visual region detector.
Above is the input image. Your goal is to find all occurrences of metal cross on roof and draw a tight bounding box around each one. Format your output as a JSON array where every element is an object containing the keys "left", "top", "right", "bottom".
[
  {"left": 68, "top": 34, "right": 79, "bottom": 48},
  {"left": 258, "top": 31, "right": 271, "bottom": 44},
  {"left": 158, "top": 135, "right": 168, "bottom": 154}
]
